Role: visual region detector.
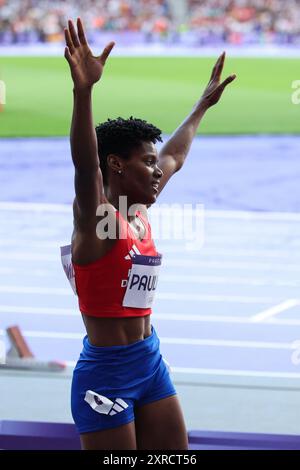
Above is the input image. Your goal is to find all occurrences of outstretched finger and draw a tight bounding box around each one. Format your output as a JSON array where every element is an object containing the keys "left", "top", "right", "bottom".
[
  {"left": 215, "top": 51, "right": 226, "bottom": 80},
  {"left": 219, "top": 73, "right": 236, "bottom": 91},
  {"left": 64, "top": 46, "right": 75, "bottom": 65},
  {"left": 210, "top": 51, "right": 225, "bottom": 81},
  {"left": 77, "top": 17, "right": 88, "bottom": 46},
  {"left": 64, "top": 28, "right": 75, "bottom": 54},
  {"left": 99, "top": 41, "right": 115, "bottom": 64},
  {"left": 68, "top": 19, "right": 80, "bottom": 48},
  {"left": 209, "top": 55, "right": 220, "bottom": 81}
]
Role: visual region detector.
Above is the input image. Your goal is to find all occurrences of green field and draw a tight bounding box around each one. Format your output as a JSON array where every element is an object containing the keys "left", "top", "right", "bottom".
[{"left": 0, "top": 56, "right": 299, "bottom": 136}]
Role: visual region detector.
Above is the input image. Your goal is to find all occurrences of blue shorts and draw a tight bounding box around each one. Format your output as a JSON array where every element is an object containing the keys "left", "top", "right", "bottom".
[{"left": 71, "top": 326, "right": 176, "bottom": 434}]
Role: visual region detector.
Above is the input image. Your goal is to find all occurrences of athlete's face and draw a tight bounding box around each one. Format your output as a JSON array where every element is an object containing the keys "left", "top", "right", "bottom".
[{"left": 122, "top": 141, "right": 163, "bottom": 205}]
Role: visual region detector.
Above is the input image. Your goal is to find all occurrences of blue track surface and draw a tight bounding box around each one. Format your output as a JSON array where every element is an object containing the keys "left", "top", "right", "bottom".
[
  {"left": 1, "top": 136, "right": 300, "bottom": 210},
  {"left": 1, "top": 136, "right": 300, "bottom": 379}
]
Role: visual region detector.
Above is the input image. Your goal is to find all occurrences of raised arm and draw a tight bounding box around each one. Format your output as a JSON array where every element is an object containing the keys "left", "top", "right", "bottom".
[
  {"left": 156, "top": 52, "right": 236, "bottom": 196},
  {"left": 64, "top": 18, "right": 114, "bottom": 228}
]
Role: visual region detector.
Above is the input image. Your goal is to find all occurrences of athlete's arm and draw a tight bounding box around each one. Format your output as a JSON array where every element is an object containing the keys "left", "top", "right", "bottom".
[
  {"left": 64, "top": 18, "right": 114, "bottom": 229},
  {"left": 156, "top": 52, "right": 236, "bottom": 197}
]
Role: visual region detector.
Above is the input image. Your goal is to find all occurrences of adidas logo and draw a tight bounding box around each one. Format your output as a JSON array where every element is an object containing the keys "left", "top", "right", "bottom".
[
  {"left": 124, "top": 244, "right": 141, "bottom": 260},
  {"left": 85, "top": 390, "right": 129, "bottom": 416},
  {"left": 122, "top": 244, "right": 141, "bottom": 287}
]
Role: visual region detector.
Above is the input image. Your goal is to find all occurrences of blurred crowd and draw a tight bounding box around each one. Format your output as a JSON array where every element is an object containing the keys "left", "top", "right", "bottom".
[
  {"left": 0, "top": 0, "right": 172, "bottom": 44},
  {"left": 0, "top": 0, "right": 299, "bottom": 46},
  {"left": 187, "top": 0, "right": 300, "bottom": 45}
]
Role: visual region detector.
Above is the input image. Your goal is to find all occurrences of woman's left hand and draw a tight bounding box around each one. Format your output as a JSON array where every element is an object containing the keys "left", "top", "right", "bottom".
[{"left": 199, "top": 52, "right": 236, "bottom": 109}]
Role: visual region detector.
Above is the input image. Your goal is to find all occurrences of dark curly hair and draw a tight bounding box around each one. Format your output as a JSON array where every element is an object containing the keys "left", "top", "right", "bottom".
[{"left": 95, "top": 116, "right": 162, "bottom": 185}]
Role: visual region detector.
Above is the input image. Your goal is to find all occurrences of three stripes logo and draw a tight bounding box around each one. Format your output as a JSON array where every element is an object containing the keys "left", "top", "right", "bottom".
[
  {"left": 124, "top": 244, "right": 141, "bottom": 260},
  {"left": 85, "top": 390, "right": 129, "bottom": 416},
  {"left": 121, "top": 244, "right": 141, "bottom": 287}
]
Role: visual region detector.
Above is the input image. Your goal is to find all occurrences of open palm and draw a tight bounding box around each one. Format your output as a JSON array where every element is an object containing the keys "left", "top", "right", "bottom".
[{"left": 64, "top": 18, "right": 114, "bottom": 90}]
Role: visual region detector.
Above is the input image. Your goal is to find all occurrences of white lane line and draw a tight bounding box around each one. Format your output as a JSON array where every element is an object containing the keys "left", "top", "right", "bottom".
[
  {"left": 161, "top": 274, "right": 300, "bottom": 287},
  {"left": 165, "top": 259, "right": 300, "bottom": 271},
  {"left": 0, "top": 305, "right": 76, "bottom": 316},
  {"left": 1, "top": 201, "right": 300, "bottom": 221},
  {"left": 0, "top": 286, "right": 70, "bottom": 295},
  {"left": 2, "top": 251, "right": 300, "bottom": 272},
  {"left": 0, "top": 267, "right": 59, "bottom": 277},
  {"left": 161, "top": 246, "right": 300, "bottom": 259},
  {"left": 0, "top": 329, "right": 295, "bottom": 350},
  {"left": 62, "top": 361, "right": 300, "bottom": 378},
  {"left": 205, "top": 210, "right": 300, "bottom": 221},
  {"left": 160, "top": 337, "right": 293, "bottom": 349},
  {"left": 1, "top": 239, "right": 300, "bottom": 260},
  {"left": 0, "top": 240, "right": 61, "bottom": 249},
  {"left": 158, "top": 292, "right": 284, "bottom": 304},
  {"left": 0, "top": 285, "right": 286, "bottom": 304},
  {"left": 0, "top": 252, "right": 57, "bottom": 261},
  {"left": 265, "top": 318, "right": 300, "bottom": 326},
  {"left": 0, "top": 202, "right": 71, "bottom": 212},
  {"left": 63, "top": 361, "right": 300, "bottom": 379},
  {"left": 201, "top": 237, "right": 300, "bottom": 246},
  {"left": 169, "top": 368, "right": 300, "bottom": 379},
  {"left": 1, "top": 266, "right": 300, "bottom": 287},
  {"left": 0, "top": 329, "right": 83, "bottom": 340},
  {"left": 251, "top": 299, "right": 300, "bottom": 322},
  {"left": 156, "top": 313, "right": 300, "bottom": 326},
  {"left": 1, "top": 305, "right": 300, "bottom": 326}
]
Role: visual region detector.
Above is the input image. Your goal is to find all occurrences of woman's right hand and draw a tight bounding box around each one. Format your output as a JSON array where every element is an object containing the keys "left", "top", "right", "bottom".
[{"left": 64, "top": 18, "right": 115, "bottom": 91}]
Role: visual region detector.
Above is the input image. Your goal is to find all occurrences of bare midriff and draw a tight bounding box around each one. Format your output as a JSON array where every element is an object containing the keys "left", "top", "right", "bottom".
[{"left": 82, "top": 313, "right": 152, "bottom": 347}]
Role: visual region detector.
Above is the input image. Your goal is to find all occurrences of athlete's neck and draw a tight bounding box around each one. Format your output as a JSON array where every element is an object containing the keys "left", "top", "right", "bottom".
[{"left": 105, "top": 188, "right": 139, "bottom": 223}]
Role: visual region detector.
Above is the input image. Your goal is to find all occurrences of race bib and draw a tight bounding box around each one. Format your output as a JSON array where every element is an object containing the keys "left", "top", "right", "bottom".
[
  {"left": 60, "top": 245, "right": 77, "bottom": 295},
  {"left": 122, "top": 254, "right": 162, "bottom": 309}
]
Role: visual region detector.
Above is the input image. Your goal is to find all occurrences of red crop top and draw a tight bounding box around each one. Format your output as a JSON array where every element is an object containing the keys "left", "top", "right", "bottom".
[{"left": 72, "top": 210, "right": 161, "bottom": 318}]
